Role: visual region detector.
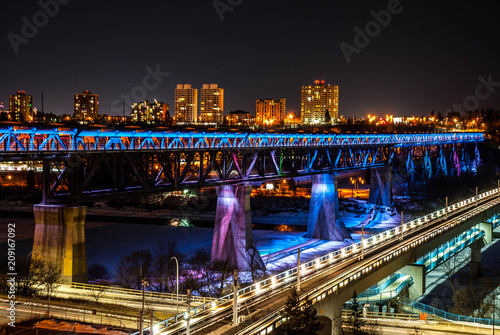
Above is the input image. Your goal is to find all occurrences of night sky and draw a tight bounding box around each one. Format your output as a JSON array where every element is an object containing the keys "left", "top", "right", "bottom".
[{"left": 1, "top": 0, "right": 499, "bottom": 118}]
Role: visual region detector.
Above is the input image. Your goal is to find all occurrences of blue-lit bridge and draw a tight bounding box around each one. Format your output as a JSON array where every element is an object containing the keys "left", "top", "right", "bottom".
[
  {"left": 0, "top": 127, "right": 485, "bottom": 288},
  {"left": 0, "top": 127, "right": 482, "bottom": 202}
]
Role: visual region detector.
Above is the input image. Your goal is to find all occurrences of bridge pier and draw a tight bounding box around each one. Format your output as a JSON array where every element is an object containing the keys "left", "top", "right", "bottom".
[
  {"left": 32, "top": 204, "right": 88, "bottom": 283},
  {"left": 307, "top": 173, "right": 351, "bottom": 241},
  {"left": 469, "top": 239, "right": 485, "bottom": 279},
  {"left": 211, "top": 184, "right": 264, "bottom": 271},
  {"left": 368, "top": 167, "right": 392, "bottom": 207},
  {"left": 479, "top": 222, "right": 493, "bottom": 245},
  {"left": 315, "top": 294, "right": 343, "bottom": 335},
  {"left": 398, "top": 264, "right": 425, "bottom": 300}
]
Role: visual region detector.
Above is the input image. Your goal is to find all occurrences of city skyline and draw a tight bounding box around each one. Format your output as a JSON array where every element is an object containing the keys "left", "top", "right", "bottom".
[{"left": 1, "top": 1, "right": 499, "bottom": 118}]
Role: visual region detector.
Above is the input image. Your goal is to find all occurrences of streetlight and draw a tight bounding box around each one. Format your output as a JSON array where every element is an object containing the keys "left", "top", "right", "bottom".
[
  {"left": 139, "top": 266, "right": 149, "bottom": 335},
  {"left": 350, "top": 177, "right": 364, "bottom": 198},
  {"left": 171, "top": 256, "right": 179, "bottom": 317},
  {"left": 360, "top": 224, "right": 365, "bottom": 260}
]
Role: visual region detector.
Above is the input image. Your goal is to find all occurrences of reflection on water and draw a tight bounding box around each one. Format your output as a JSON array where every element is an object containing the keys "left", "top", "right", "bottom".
[{"left": 168, "top": 217, "right": 193, "bottom": 227}]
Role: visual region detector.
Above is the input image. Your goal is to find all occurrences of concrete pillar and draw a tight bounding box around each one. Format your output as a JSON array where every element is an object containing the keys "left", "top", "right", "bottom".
[
  {"left": 368, "top": 166, "right": 392, "bottom": 207},
  {"left": 315, "top": 294, "right": 343, "bottom": 335},
  {"left": 211, "top": 184, "right": 264, "bottom": 271},
  {"left": 32, "top": 204, "right": 88, "bottom": 284},
  {"left": 469, "top": 239, "right": 485, "bottom": 279},
  {"left": 307, "top": 173, "right": 351, "bottom": 241},
  {"left": 479, "top": 222, "right": 493, "bottom": 245},
  {"left": 399, "top": 264, "right": 425, "bottom": 300}
]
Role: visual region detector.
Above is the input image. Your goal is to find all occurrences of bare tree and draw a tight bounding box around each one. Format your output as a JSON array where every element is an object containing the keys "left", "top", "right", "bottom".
[
  {"left": 151, "top": 241, "right": 185, "bottom": 293},
  {"left": 116, "top": 249, "right": 153, "bottom": 289},
  {"left": 42, "top": 261, "right": 61, "bottom": 317},
  {"left": 407, "top": 324, "right": 426, "bottom": 335},
  {"left": 89, "top": 286, "right": 106, "bottom": 304},
  {"left": 188, "top": 248, "right": 212, "bottom": 297}
]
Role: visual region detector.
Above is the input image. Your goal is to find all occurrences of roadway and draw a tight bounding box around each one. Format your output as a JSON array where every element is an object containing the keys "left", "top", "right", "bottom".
[{"left": 147, "top": 188, "right": 500, "bottom": 335}]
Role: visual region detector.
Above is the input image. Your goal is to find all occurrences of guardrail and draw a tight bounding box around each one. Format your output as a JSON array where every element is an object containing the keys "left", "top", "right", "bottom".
[
  {"left": 138, "top": 186, "right": 500, "bottom": 335},
  {"left": 417, "top": 227, "right": 484, "bottom": 273},
  {"left": 67, "top": 282, "right": 214, "bottom": 304},
  {"left": 400, "top": 299, "right": 500, "bottom": 326},
  {"left": 356, "top": 275, "right": 413, "bottom": 303},
  {"left": 342, "top": 309, "right": 437, "bottom": 322}
]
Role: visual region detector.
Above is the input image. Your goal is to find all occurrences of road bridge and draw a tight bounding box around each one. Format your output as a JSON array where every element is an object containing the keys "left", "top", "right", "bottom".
[{"left": 141, "top": 187, "right": 500, "bottom": 335}]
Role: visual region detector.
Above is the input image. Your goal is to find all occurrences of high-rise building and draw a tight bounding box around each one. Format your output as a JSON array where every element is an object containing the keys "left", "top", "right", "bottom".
[
  {"left": 131, "top": 99, "right": 169, "bottom": 124},
  {"left": 255, "top": 98, "right": 286, "bottom": 126},
  {"left": 300, "top": 80, "right": 339, "bottom": 124},
  {"left": 175, "top": 84, "right": 197, "bottom": 123},
  {"left": 200, "top": 84, "right": 224, "bottom": 124},
  {"left": 9, "top": 91, "right": 33, "bottom": 122},
  {"left": 227, "top": 110, "right": 253, "bottom": 126},
  {"left": 74, "top": 90, "right": 98, "bottom": 121}
]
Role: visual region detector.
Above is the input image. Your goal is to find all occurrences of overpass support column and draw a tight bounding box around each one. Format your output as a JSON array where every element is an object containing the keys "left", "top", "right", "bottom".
[
  {"left": 469, "top": 239, "right": 485, "bottom": 279},
  {"left": 212, "top": 184, "right": 264, "bottom": 271},
  {"left": 307, "top": 173, "right": 351, "bottom": 241},
  {"left": 479, "top": 222, "right": 493, "bottom": 245},
  {"left": 32, "top": 204, "right": 88, "bottom": 284},
  {"left": 368, "top": 166, "right": 392, "bottom": 207},
  {"left": 315, "top": 294, "right": 343, "bottom": 335},
  {"left": 399, "top": 264, "right": 425, "bottom": 300}
]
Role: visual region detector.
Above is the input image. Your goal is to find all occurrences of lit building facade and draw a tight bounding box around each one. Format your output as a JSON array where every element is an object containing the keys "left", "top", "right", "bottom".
[
  {"left": 175, "top": 84, "right": 197, "bottom": 123},
  {"left": 131, "top": 100, "right": 169, "bottom": 124},
  {"left": 255, "top": 98, "right": 286, "bottom": 126},
  {"left": 200, "top": 84, "right": 224, "bottom": 124},
  {"left": 74, "top": 90, "right": 98, "bottom": 121},
  {"left": 300, "top": 80, "right": 338, "bottom": 124},
  {"left": 227, "top": 110, "right": 253, "bottom": 126},
  {"left": 9, "top": 91, "right": 33, "bottom": 122}
]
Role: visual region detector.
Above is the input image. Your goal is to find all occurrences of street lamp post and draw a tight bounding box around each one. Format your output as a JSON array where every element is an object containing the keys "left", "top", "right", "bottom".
[
  {"left": 361, "top": 224, "right": 365, "bottom": 260},
  {"left": 400, "top": 211, "right": 404, "bottom": 241},
  {"left": 171, "top": 257, "right": 179, "bottom": 317},
  {"left": 139, "top": 266, "right": 148, "bottom": 335},
  {"left": 446, "top": 196, "right": 448, "bottom": 220},
  {"left": 297, "top": 248, "right": 301, "bottom": 291}
]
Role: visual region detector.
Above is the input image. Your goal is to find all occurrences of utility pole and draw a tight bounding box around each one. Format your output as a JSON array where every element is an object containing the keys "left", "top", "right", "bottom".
[
  {"left": 361, "top": 224, "right": 364, "bottom": 260},
  {"left": 400, "top": 211, "right": 404, "bottom": 241},
  {"left": 233, "top": 270, "right": 239, "bottom": 326},
  {"left": 150, "top": 309, "right": 154, "bottom": 335},
  {"left": 446, "top": 196, "right": 448, "bottom": 220},
  {"left": 139, "top": 266, "right": 143, "bottom": 335},
  {"left": 186, "top": 289, "right": 191, "bottom": 335},
  {"left": 171, "top": 256, "right": 179, "bottom": 317},
  {"left": 297, "top": 248, "right": 301, "bottom": 292},
  {"left": 139, "top": 266, "right": 148, "bottom": 335}
]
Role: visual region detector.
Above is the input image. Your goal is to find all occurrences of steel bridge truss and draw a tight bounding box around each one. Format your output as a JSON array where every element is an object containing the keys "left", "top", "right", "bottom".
[
  {"left": 39, "top": 145, "right": 392, "bottom": 203},
  {"left": 0, "top": 127, "right": 483, "bottom": 204}
]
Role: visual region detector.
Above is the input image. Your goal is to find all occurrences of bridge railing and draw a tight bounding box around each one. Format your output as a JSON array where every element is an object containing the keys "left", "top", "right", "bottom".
[
  {"left": 0, "top": 127, "right": 484, "bottom": 153},
  {"left": 67, "top": 282, "right": 214, "bottom": 304},
  {"left": 141, "top": 186, "right": 500, "bottom": 335},
  {"left": 355, "top": 275, "right": 413, "bottom": 303},
  {"left": 416, "top": 227, "right": 484, "bottom": 273},
  {"left": 400, "top": 299, "right": 500, "bottom": 326}
]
